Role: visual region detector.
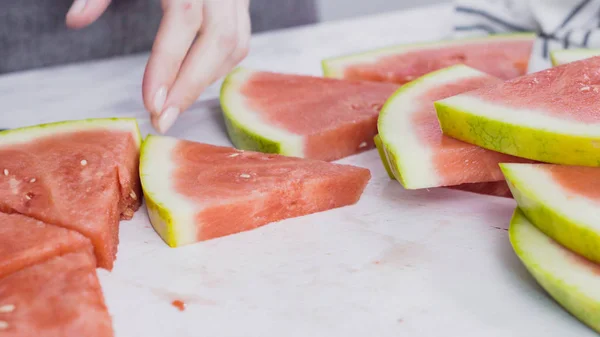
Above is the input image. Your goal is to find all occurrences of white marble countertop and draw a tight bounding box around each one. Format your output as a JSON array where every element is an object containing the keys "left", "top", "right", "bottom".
[{"left": 0, "top": 3, "right": 593, "bottom": 337}]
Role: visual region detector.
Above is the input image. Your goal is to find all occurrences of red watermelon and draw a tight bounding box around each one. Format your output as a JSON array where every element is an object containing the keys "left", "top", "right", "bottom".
[
  {"left": 0, "top": 249, "right": 113, "bottom": 337},
  {"left": 140, "top": 135, "right": 371, "bottom": 247},
  {"left": 322, "top": 33, "right": 535, "bottom": 84},
  {"left": 0, "top": 212, "right": 91, "bottom": 278},
  {"left": 0, "top": 118, "right": 142, "bottom": 270},
  {"left": 220, "top": 67, "right": 399, "bottom": 161}
]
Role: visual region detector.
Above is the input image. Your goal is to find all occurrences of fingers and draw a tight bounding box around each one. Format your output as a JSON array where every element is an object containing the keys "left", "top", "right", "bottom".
[
  {"left": 66, "top": 0, "right": 112, "bottom": 29},
  {"left": 142, "top": 0, "right": 204, "bottom": 118},
  {"left": 153, "top": 0, "right": 251, "bottom": 133}
]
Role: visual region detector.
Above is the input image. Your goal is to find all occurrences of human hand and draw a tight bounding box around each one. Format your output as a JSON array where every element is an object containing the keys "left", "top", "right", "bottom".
[{"left": 66, "top": 0, "right": 252, "bottom": 134}]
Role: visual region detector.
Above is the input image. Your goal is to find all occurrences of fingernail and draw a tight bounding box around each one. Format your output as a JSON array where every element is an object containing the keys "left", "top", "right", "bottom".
[
  {"left": 157, "top": 107, "right": 179, "bottom": 134},
  {"left": 153, "top": 86, "right": 167, "bottom": 115},
  {"left": 68, "top": 0, "right": 87, "bottom": 15}
]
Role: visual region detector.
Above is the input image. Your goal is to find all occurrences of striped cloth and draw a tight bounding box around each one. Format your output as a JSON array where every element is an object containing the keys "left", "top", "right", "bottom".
[{"left": 453, "top": 0, "right": 600, "bottom": 59}]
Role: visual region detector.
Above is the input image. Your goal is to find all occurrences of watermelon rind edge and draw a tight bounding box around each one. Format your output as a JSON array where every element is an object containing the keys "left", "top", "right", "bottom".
[
  {"left": 0, "top": 117, "right": 142, "bottom": 148},
  {"left": 509, "top": 208, "right": 600, "bottom": 333},
  {"left": 550, "top": 48, "right": 600, "bottom": 66},
  {"left": 373, "top": 134, "right": 394, "bottom": 179},
  {"left": 320, "top": 32, "right": 537, "bottom": 78},
  {"left": 500, "top": 163, "right": 600, "bottom": 264},
  {"left": 219, "top": 67, "right": 303, "bottom": 158},
  {"left": 139, "top": 134, "right": 179, "bottom": 248},
  {"left": 433, "top": 98, "right": 600, "bottom": 167}
]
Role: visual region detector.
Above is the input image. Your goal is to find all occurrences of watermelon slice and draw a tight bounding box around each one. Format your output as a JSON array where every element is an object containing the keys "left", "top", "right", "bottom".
[
  {"left": 140, "top": 135, "right": 371, "bottom": 247},
  {"left": 551, "top": 48, "right": 600, "bottom": 66},
  {"left": 321, "top": 33, "right": 535, "bottom": 84},
  {"left": 509, "top": 208, "right": 600, "bottom": 333},
  {"left": 435, "top": 56, "right": 600, "bottom": 167},
  {"left": 377, "top": 64, "right": 531, "bottom": 190},
  {"left": 0, "top": 249, "right": 113, "bottom": 337},
  {"left": 0, "top": 118, "right": 142, "bottom": 270},
  {"left": 0, "top": 212, "right": 91, "bottom": 278},
  {"left": 501, "top": 163, "right": 600, "bottom": 263},
  {"left": 220, "top": 67, "right": 398, "bottom": 161}
]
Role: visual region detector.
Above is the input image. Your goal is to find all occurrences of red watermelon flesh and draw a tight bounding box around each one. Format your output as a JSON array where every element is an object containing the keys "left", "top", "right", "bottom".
[
  {"left": 466, "top": 56, "right": 600, "bottom": 123},
  {"left": 449, "top": 181, "right": 513, "bottom": 198},
  {"left": 223, "top": 68, "right": 399, "bottom": 161},
  {"left": 337, "top": 37, "right": 533, "bottom": 85},
  {"left": 0, "top": 249, "right": 113, "bottom": 337},
  {"left": 140, "top": 135, "right": 371, "bottom": 247},
  {"left": 0, "top": 212, "right": 91, "bottom": 278},
  {"left": 0, "top": 129, "right": 141, "bottom": 270},
  {"left": 173, "top": 140, "right": 371, "bottom": 241}
]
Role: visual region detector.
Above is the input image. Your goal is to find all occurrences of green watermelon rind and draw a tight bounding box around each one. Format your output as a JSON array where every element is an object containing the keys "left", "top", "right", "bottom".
[
  {"left": 434, "top": 100, "right": 600, "bottom": 167},
  {"left": 0, "top": 117, "right": 142, "bottom": 148},
  {"left": 219, "top": 67, "right": 302, "bottom": 157},
  {"left": 373, "top": 134, "right": 394, "bottom": 179},
  {"left": 550, "top": 49, "right": 600, "bottom": 66},
  {"left": 509, "top": 208, "right": 600, "bottom": 333},
  {"left": 321, "top": 32, "right": 536, "bottom": 78},
  {"left": 139, "top": 135, "right": 179, "bottom": 247},
  {"left": 501, "top": 163, "right": 600, "bottom": 264}
]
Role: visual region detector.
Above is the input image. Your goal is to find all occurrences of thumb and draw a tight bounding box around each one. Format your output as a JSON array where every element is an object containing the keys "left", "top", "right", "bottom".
[{"left": 66, "top": 0, "right": 112, "bottom": 29}]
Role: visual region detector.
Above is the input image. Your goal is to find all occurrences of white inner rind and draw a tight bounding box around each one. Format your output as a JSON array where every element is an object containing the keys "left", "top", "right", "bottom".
[
  {"left": 503, "top": 164, "right": 600, "bottom": 231},
  {"left": 378, "top": 65, "right": 491, "bottom": 188},
  {"left": 437, "top": 94, "right": 600, "bottom": 137},
  {"left": 222, "top": 68, "right": 304, "bottom": 157},
  {"left": 552, "top": 49, "right": 600, "bottom": 66},
  {"left": 140, "top": 135, "right": 198, "bottom": 246},
  {"left": 323, "top": 33, "right": 536, "bottom": 78},
  {"left": 0, "top": 118, "right": 141, "bottom": 148},
  {"left": 512, "top": 211, "right": 600, "bottom": 301}
]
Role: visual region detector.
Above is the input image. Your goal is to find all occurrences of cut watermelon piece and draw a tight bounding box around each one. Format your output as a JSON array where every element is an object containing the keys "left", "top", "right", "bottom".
[
  {"left": 0, "top": 212, "right": 91, "bottom": 278},
  {"left": 140, "top": 135, "right": 371, "bottom": 247},
  {"left": 377, "top": 64, "right": 531, "bottom": 190},
  {"left": 322, "top": 33, "right": 535, "bottom": 84},
  {"left": 220, "top": 67, "right": 398, "bottom": 161},
  {"left": 551, "top": 48, "right": 600, "bottom": 66},
  {"left": 501, "top": 163, "right": 600, "bottom": 263},
  {"left": 435, "top": 56, "right": 600, "bottom": 167},
  {"left": 374, "top": 133, "right": 512, "bottom": 198},
  {"left": 509, "top": 208, "right": 600, "bottom": 333},
  {"left": 0, "top": 249, "right": 113, "bottom": 337},
  {"left": 0, "top": 118, "right": 142, "bottom": 270}
]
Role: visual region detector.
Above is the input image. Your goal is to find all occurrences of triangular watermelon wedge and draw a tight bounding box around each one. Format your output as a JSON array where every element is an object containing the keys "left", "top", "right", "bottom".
[
  {"left": 377, "top": 64, "right": 531, "bottom": 190},
  {"left": 435, "top": 56, "right": 600, "bottom": 167},
  {"left": 0, "top": 118, "right": 142, "bottom": 270},
  {"left": 551, "top": 48, "right": 600, "bottom": 66},
  {"left": 220, "top": 67, "right": 398, "bottom": 161},
  {"left": 509, "top": 208, "right": 600, "bottom": 333},
  {"left": 140, "top": 135, "right": 371, "bottom": 247},
  {"left": 0, "top": 249, "right": 113, "bottom": 337},
  {"left": 501, "top": 163, "right": 600, "bottom": 263},
  {"left": 321, "top": 33, "right": 535, "bottom": 84},
  {"left": 0, "top": 212, "right": 91, "bottom": 278}
]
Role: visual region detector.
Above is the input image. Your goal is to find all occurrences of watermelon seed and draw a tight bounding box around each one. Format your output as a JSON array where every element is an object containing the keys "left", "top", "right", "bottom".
[
  {"left": 29, "top": 178, "right": 36, "bottom": 183},
  {"left": 25, "top": 193, "right": 33, "bottom": 200},
  {"left": 228, "top": 153, "right": 240, "bottom": 158},
  {"left": 0, "top": 304, "right": 14, "bottom": 313},
  {"left": 130, "top": 190, "right": 137, "bottom": 200},
  {"left": 239, "top": 173, "right": 251, "bottom": 179},
  {"left": 359, "top": 142, "right": 367, "bottom": 148},
  {"left": 0, "top": 321, "right": 7, "bottom": 329},
  {"left": 580, "top": 86, "right": 591, "bottom": 92},
  {"left": 3, "top": 169, "right": 7, "bottom": 176},
  {"left": 80, "top": 159, "right": 88, "bottom": 166}
]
